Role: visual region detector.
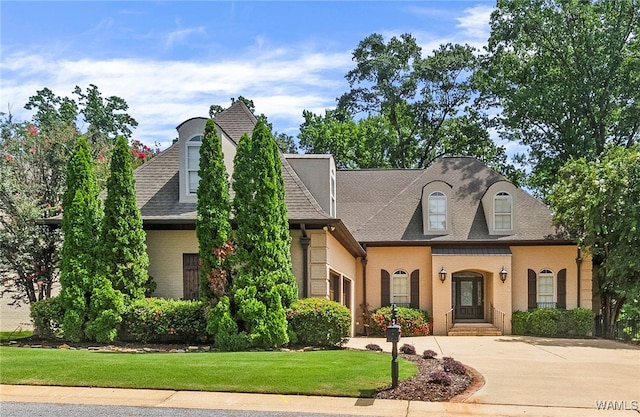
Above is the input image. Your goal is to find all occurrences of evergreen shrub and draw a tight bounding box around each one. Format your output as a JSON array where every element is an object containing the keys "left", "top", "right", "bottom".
[
  {"left": 369, "top": 306, "right": 431, "bottom": 337},
  {"left": 120, "top": 298, "right": 206, "bottom": 343},
  {"left": 511, "top": 308, "right": 594, "bottom": 337},
  {"left": 286, "top": 298, "right": 352, "bottom": 347},
  {"left": 30, "top": 296, "right": 64, "bottom": 339}
]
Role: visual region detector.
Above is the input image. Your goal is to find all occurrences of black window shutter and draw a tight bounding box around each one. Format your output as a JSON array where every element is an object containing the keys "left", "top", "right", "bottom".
[
  {"left": 557, "top": 269, "right": 567, "bottom": 309},
  {"left": 410, "top": 270, "right": 420, "bottom": 308},
  {"left": 381, "top": 269, "right": 390, "bottom": 307},
  {"left": 527, "top": 269, "right": 537, "bottom": 310}
]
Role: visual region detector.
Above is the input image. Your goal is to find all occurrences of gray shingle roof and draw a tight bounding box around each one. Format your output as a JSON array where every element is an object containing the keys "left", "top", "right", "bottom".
[
  {"left": 337, "top": 157, "right": 561, "bottom": 244},
  {"left": 133, "top": 102, "right": 329, "bottom": 224}
]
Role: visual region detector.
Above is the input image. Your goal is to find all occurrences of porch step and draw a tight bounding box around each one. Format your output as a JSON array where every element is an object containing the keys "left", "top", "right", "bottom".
[{"left": 447, "top": 323, "right": 502, "bottom": 336}]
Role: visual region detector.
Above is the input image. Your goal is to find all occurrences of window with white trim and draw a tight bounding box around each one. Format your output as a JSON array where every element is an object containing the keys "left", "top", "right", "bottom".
[
  {"left": 428, "top": 191, "right": 447, "bottom": 231},
  {"left": 494, "top": 192, "right": 512, "bottom": 230},
  {"left": 187, "top": 135, "right": 203, "bottom": 194},
  {"left": 392, "top": 269, "right": 409, "bottom": 306},
  {"left": 537, "top": 269, "right": 554, "bottom": 308}
]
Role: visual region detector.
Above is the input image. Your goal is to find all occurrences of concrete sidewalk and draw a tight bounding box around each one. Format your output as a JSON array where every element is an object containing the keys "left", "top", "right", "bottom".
[{"left": 2, "top": 336, "right": 639, "bottom": 416}]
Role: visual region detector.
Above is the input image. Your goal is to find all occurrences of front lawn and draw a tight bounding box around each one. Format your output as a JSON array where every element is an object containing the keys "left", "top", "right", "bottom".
[{"left": 0, "top": 347, "right": 415, "bottom": 397}]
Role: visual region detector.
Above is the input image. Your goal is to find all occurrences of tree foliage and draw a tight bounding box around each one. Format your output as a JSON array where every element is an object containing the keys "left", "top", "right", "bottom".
[
  {"left": 303, "top": 33, "right": 518, "bottom": 179},
  {"left": 1, "top": 85, "right": 142, "bottom": 306},
  {"left": 58, "top": 138, "right": 103, "bottom": 341},
  {"left": 196, "top": 119, "right": 232, "bottom": 302},
  {"left": 216, "top": 119, "right": 298, "bottom": 349},
  {"left": 548, "top": 145, "right": 640, "bottom": 338},
  {"left": 101, "top": 136, "right": 150, "bottom": 300},
  {"left": 0, "top": 115, "right": 71, "bottom": 305},
  {"left": 480, "top": 0, "right": 640, "bottom": 195}
]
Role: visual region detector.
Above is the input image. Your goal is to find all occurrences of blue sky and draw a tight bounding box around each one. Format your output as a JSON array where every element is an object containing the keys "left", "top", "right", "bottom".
[{"left": 1, "top": 1, "right": 497, "bottom": 150}]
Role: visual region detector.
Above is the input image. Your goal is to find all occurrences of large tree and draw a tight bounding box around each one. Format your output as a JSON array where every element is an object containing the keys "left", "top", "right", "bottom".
[
  {"left": 228, "top": 119, "right": 297, "bottom": 349},
  {"left": 0, "top": 86, "right": 140, "bottom": 306},
  {"left": 1, "top": 115, "right": 72, "bottom": 305},
  {"left": 314, "top": 33, "right": 517, "bottom": 178},
  {"left": 101, "top": 136, "right": 150, "bottom": 300},
  {"left": 480, "top": 0, "right": 640, "bottom": 195},
  {"left": 548, "top": 145, "right": 640, "bottom": 338},
  {"left": 196, "top": 119, "right": 232, "bottom": 303}
]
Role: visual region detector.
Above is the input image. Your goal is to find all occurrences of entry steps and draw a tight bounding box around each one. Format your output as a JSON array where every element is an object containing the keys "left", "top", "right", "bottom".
[{"left": 447, "top": 323, "right": 502, "bottom": 336}]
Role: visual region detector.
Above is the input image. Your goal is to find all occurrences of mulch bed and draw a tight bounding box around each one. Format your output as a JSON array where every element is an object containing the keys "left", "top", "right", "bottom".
[{"left": 375, "top": 353, "right": 481, "bottom": 402}]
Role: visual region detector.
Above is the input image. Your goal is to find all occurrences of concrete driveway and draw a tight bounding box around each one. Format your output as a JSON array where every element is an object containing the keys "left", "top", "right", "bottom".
[{"left": 346, "top": 335, "right": 640, "bottom": 411}]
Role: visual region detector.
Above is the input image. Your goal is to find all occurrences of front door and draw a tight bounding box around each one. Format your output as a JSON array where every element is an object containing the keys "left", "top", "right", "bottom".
[{"left": 453, "top": 273, "right": 484, "bottom": 320}]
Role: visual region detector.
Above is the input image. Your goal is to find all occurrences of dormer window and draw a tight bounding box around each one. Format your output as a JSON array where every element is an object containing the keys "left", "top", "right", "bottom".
[
  {"left": 494, "top": 192, "right": 512, "bottom": 230},
  {"left": 187, "top": 135, "right": 203, "bottom": 194},
  {"left": 421, "top": 181, "right": 452, "bottom": 235},
  {"left": 428, "top": 191, "right": 447, "bottom": 231}
]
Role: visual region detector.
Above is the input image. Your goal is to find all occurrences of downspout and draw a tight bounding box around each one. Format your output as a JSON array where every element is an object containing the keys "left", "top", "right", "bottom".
[
  {"left": 576, "top": 247, "right": 582, "bottom": 308},
  {"left": 300, "top": 224, "right": 311, "bottom": 298},
  {"left": 361, "top": 244, "right": 368, "bottom": 307}
]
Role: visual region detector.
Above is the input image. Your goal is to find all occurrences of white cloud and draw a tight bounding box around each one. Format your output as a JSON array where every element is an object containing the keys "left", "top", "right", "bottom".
[
  {"left": 0, "top": 47, "right": 352, "bottom": 149},
  {"left": 165, "top": 26, "right": 206, "bottom": 50},
  {"left": 456, "top": 5, "right": 494, "bottom": 41}
]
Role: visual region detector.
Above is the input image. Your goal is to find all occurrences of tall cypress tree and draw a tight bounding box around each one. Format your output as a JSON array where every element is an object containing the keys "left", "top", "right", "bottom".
[
  {"left": 231, "top": 118, "right": 298, "bottom": 348},
  {"left": 59, "top": 137, "right": 102, "bottom": 342},
  {"left": 101, "top": 136, "right": 149, "bottom": 300},
  {"left": 197, "top": 119, "right": 232, "bottom": 302}
]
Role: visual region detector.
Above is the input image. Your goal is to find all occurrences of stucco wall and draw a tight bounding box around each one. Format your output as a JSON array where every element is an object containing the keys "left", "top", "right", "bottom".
[
  {"left": 431, "top": 253, "right": 512, "bottom": 335},
  {"left": 363, "top": 246, "right": 433, "bottom": 311},
  {"left": 146, "top": 229, "right": 198, "bottom": 299},
  {"left": 511, "top": 245, "right": 592, "bottom": 312}
]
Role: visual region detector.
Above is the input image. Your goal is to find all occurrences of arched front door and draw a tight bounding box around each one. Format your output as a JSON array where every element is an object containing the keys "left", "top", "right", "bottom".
[{"left": 452, "top": 272, "right": 484, "bottom": 320}]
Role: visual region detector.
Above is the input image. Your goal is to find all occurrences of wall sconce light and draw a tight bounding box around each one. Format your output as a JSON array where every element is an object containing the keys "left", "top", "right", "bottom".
[
  {"left": 499, "top": 266, "right": 508, "bottom": 283},
  {"left": 439, "top": 266, "right": 447, "bottom": 283}
]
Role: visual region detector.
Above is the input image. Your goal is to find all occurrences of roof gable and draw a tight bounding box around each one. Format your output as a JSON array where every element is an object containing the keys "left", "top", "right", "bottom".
[{"left": 337, "top": 157, "right": 559, "bottom": 243}]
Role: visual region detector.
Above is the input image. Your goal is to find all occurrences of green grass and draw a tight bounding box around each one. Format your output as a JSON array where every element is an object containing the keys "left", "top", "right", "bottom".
[
  {"left": 0, "top": 331, "right": 33, "bottom": 343},
  {"left": 0, "top": 347, "right": 416, "bottom": 397}
]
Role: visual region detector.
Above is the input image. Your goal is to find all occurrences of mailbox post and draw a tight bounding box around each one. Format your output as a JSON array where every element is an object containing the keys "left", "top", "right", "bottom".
[{"left": 385, "top": 304, "right": 401, "bottom": 388}]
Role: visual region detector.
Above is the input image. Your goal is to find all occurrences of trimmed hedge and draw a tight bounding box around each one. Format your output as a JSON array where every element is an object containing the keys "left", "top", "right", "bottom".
[
  {"left": 286, "top": 298, "right": 351, "bottom": 347},
  {"left": 511, "top": 308, "right": 594, "bottom": 337},
  {"left": 369, "top": 306, "right": 431, "bottom": 337},
  {"left": 119, "top": 298, "right": 207, "bottom": 343}
]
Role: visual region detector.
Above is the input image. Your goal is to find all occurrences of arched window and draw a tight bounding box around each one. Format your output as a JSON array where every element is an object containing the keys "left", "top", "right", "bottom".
[
  {"left": 537, "top": 269, "right": 554, "bottom": 308},
  {"left": 392, "top": 269, "right": 409, "bottom": 306},
  {"left": 187, "top": 135, "right": 203, "bottom": 194},
  {"left": 494, "top": 192, "right": 512, "bottom": 231},
  {"left": 428, "top": 191, "right": 447, "bottom": 231}
]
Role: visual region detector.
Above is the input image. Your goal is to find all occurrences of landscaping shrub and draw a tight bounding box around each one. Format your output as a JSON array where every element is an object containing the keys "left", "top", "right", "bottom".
[
  {"left": 399, "top": 344, "right": 416, "bottom": 355},
  {"left": 365, "top": 343, "right": 383, "bottom": 352},
  {"left": 428, "top": 370, "right": 452, "bottom": 386},
  {"left": 30, "top": 296, "right": 64, "bottom": 339},
  {"left": 511, "top": 308, "right": 594, "bottom": 337},
  {"left": 207, "top": 296, "right": 249, "bottom": 351},
  {"left": 368, "top": 306, "right": 431, "bottom": 337},
  {"left": 423, "top": 349, "right": 438, "bottom": 359},
  {"left": 120, "top": 298, "right": 207, "bottom": 343},
  {"left": 286, "top": 298, "right": 351, "bottom": 348},
  {"left": 443, "top": 357, "right": 467, "bottom": 375}
]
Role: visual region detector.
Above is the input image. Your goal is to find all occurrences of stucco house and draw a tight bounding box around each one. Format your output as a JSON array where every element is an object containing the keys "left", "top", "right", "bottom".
[{"left": 134, "top": 101, "right": 593, "bottom": 336}]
